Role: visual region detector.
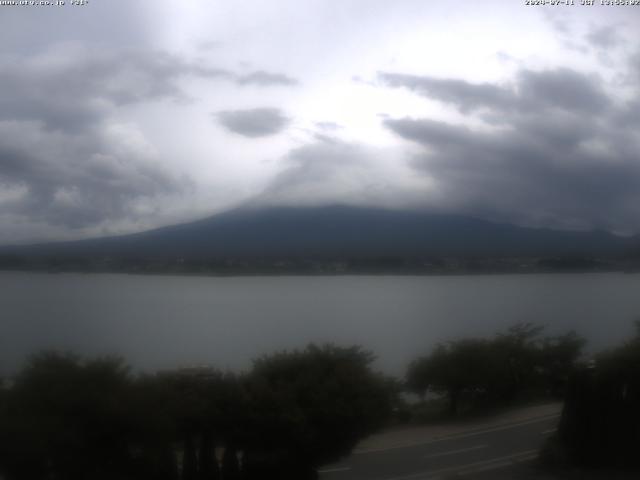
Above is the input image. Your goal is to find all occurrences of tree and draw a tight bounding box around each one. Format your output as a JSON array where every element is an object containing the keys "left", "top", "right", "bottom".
[
  {"left": 0, "top": 345, "right": 395, "bottom": 480},
  {"left": 538, "top": 331, "right": 586, "bottom": 398},
  {"left": 131, "top": 368, "right": 246, "bottom": 480},
  {"left": 407, "top": 324, "right": 585, "bottom": 416},
  {"left": 557, "top": 322, "right": 640, "bottom": 469},
  {"left": 1, "top": 351, "right": 134, "bottom": 480},
  {"left": 0, "top": 375, "right": 10, "bottom": 480},
  {"left": 407, "top": 339, "right": 496, "bottom": 415},
  {"left": 244, "top": 344, "right": 393, "bottom": 479}
]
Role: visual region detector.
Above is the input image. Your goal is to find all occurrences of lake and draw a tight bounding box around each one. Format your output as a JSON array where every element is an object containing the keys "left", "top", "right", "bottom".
[{"left": 1, "top": 271, "right": 639, "bottom": 377}]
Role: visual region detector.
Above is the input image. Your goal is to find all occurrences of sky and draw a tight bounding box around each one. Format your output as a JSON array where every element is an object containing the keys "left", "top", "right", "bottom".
[{"left": 0, "top": 0, "right": 639, "bottom": 244}]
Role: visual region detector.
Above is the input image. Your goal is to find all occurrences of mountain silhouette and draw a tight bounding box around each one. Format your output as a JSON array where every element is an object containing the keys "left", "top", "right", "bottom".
[{"left": 2, "top": 205, "right": 634, "bottom": 260}]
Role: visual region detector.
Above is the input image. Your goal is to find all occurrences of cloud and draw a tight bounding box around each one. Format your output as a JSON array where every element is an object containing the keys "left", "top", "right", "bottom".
[
  {"left": 0, "top": 48, "right": 295, "bottom": 138},
  {"left": 0, "top": 120, "right": 188, "bottom": 241},
  {"left": 543, "top": 10, "right": 572, "bottom": 36},
  {"left": 254, "top": 136, "right": 428, "bottom": 209},
  {"left": 586, "top": 24, "right": 621, "bottom": 49},
  {"left": 0, "top": 44, "right": 299, "bottom": 242},
  {"left": 381, "top": 66, "right": 640, "bottom": 233},
  {"left": 541, "top": 10, "right": 589, "bottom": 54},
  {"left": 215, "top": 108, "right": 291, "bottom": 137},
  {"left": 496, "top": 51, "right": 519, "bottom": 65},
  {"left": 622, "top": 51, "right": 640, "bottom": 86},
  {"left": 385, "top": 116, "right": 640, "bottom": 232},
  {"left": 518, "top": 68, "right": 610, "bottom": 114},
  {"left": 315, "top": 121, "right": 343, "bottom": 131},
  {"left": 236, "top": 70, "right": 299, "bottom": 86},
  {"left": 263, "top": 140, "right": 369, "bottom": 202},
  {"left": 379, "top": 68, "right": 610, "bottom": 115},
  {"left": 379, "top": 73, "right": 515, "bottom": 113},
  {"left": 0, "top": 46, "right": 232, "bottom": 132},
  {"left": 616, "top": 98, "right": 640, "bottom": 127},
  {"left": 0, "top": 46, "right": 203, "bottom": 243}
]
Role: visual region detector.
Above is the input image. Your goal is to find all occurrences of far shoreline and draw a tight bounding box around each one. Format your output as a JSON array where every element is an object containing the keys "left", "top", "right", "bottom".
[{"left": 1, "top": 266, "right": 638, "bottom": 279}]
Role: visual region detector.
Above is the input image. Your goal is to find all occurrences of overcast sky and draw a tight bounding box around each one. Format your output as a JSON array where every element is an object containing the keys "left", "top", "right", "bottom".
[{"left": 0, "top": 0, "right": 639, "bottom": 244}]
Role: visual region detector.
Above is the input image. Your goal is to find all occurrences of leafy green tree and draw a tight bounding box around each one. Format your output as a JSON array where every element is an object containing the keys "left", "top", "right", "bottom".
[
  {"left": 1, "top": 351, "right": 134, "bottom": 480},
  {"left": 407, "top": 324, "right": 585, "bottom": 416},
  {"left": 490, "top": 323, "right": 545, "bottom": 401},
  {"left": 557, "top": 322, "right": 640, "bottom": 469},
  {"left": 0, "top": 375, "right": 10, "bottom": 479},
  {"left": 407, "top": 339, "right": 497, "bottom": 415},
  {"left": 0, "top": 345, "right": 394, "bottom": 480},
  {"left": 538, "top": 331, "right": 586, "bottom": 397},
  {"left": 131, "top": 368, "right": 246, "bottom": 480},
  {"left": 244, "top": 344, "right": 393, "bottom": 479}
]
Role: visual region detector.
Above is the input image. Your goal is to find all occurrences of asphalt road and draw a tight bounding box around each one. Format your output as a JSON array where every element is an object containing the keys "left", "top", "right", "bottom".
[{"left": 318, "top": 409, "right": 560, "bottom": 480}]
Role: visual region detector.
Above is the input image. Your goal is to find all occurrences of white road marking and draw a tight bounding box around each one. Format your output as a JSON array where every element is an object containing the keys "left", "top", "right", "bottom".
[
  {"left": 318, "top": 466, "right": 351, "bottom": 474},
  {"left": 423, "top": 444, "right": 488, "bottom": 459},
  {"left": 355, "top": 413, "right": 560, "bottom": 454},
  {"left": 378, "top": 449, "right": 539, "bottom": 480},
  {"left": 541, "top": 428, "right": 557, "bottom": 435}
]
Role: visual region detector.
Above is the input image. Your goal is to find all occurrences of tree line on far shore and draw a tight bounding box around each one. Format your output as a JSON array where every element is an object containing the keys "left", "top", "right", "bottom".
[{"left": 0, "top": 322, "right": 638, "bottom": 479}]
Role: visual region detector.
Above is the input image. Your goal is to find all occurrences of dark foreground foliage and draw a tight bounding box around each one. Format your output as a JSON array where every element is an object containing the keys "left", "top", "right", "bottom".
[
  {"left": 0, "top": 345, "right": 393, "bottom": 480},
  {"left": 2, "top": 323, "right": 636, "bottom": 479},
  {"left": 406, "top": 324, "right": 586, "bottom": 416},
  {"left": 552, "top": 322, "right": 640, "bottom": 470}
]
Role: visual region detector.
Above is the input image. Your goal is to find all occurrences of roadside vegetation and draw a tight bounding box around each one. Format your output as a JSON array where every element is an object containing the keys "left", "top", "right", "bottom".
[
  {"left": 544, "top": 322, "right": 640, "bottom": 471},
  {"left": 0, "top": 323, "right": 638, "bottom": 479},
  {"left": 405, "top": 323, "right": 586, "bottom": 418},
  {"left": 0, "top": 345, "right": 392, "bottom": 480}
]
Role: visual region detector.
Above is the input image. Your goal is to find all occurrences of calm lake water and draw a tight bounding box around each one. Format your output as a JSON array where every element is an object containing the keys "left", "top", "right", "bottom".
[{"left": 1, "top": 271, "right": 639, "bottom": 377}]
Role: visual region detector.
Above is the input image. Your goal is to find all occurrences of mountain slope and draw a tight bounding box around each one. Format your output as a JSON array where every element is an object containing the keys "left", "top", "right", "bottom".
[{"left": 1, "top": 205, "right": 634, "bottom": 260}]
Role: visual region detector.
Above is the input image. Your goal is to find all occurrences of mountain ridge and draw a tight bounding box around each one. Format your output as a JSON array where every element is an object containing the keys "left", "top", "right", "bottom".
[{"left": 0, "top": 205, "right": 635, "bottom": 261}]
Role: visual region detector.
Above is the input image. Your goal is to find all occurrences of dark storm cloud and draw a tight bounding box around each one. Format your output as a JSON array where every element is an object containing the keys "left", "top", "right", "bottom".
[
  {"left": 0, "top": 0, "right": 151, "bottom": 55},
  {"left": 0, "top": 42, "right": 299, "bottom": 240},
  {"left": 616, "top": 99, "right": 640, "bottom": 126},
  {"left": 381, "top": 66, "right": 640, "bottom": 233},
  {"left": 215, "top": 108, "right": 291, "bottom": 137},
  {"left": 385, "top": 116, "right": 640, "bottom": 232},
  {"left": 518, "top": 69, "right": 610, "bottom": 114},
  {"left": 0, "top": 122, "right": 186, "bottom": 231},
  {"left": 0, "top": 49, "right": 297, "bottom": 137},
  {"left": 0, "top": 49, "right": 232, "bottom": 131},
  {"left": 623, "top": 51, "right": 640, "bottom": 86},
  {"left": 0, "top": 55, "right": 200, "bottom": 234},
  {"left": 0, "top": 48, "right": 203, "bottom": 236},
  {"left": 379, "top": 68, "right": 610, "bottom": 115},
  {"left": 236, "top": 70, "right": 299, "bottom": 86},
  {"left": 379, "top": 73, "right": 515, "bottom": 113}
]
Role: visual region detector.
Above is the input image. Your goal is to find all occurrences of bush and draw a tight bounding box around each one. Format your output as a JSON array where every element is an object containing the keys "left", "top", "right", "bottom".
[
  {"left": 0, "top": 345, "right": 394, "bottom": 480},
  {"left": 244, "top": 344, "right": 393, "bottom": 478},
  {"left": 557, "top": 323, "right": 640, "bottom": 469},
  {"left": 407, "top": 324, "right": 585, "bottom": 416}
]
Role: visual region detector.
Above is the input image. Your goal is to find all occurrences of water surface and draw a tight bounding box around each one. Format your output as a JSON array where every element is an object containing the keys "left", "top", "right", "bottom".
[{"left": 1, "top": 272, "right": 639, "bottom": 376}]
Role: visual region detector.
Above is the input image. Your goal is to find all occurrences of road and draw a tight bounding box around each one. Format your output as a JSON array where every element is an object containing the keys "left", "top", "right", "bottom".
[{"left": 318, "top": 404, "right": 561, "bottom": 480}]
